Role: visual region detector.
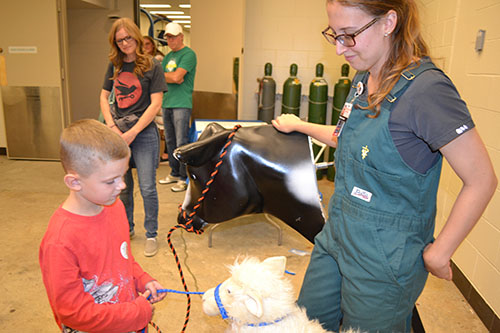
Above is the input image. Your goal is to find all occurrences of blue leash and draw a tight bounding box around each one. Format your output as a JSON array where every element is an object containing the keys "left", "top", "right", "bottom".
[
  {"left": 148, "top": 270, "right": 295, "bottom": 299},
  {"left": 156, "top": 288, "right": 204, "bottom": 295},
  {"left": 142, "top": 270, "right": 296, "bottom": 332},
  {"left": 147, "top": 288, "right": 204, "bottom": 300}
]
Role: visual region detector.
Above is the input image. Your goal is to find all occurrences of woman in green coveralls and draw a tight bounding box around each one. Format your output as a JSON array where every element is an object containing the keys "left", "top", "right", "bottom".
[{"left": 272, "top": 1, "right": 497, "bottom": 332}]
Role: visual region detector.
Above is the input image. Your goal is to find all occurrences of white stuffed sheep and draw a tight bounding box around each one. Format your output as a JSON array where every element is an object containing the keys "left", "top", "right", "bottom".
[{"left": 202, "top": 256, "right": 333, "bottom": 332}]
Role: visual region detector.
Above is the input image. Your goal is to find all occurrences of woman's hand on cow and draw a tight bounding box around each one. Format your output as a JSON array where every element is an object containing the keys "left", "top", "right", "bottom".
[
  {"left": 272, "top": 114, "right": 302, "bottom": 133},
  {"left": 272, "top": 114, "right": 338, "bottom": 148}
]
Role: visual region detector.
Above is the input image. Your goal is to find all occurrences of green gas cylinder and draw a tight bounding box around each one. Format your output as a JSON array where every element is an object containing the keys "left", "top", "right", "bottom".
[
  {"left": 308, "top": 63, "right": 328, "bottom": 179},
  {"left": 327, "top": 63, "right": 351, "bottom": 181},
  {"left": 281, "top": 63, "right": 302, "bottom": 116},
  {"left": 258, "top": 63, "right": 276, "bottom": 123}
]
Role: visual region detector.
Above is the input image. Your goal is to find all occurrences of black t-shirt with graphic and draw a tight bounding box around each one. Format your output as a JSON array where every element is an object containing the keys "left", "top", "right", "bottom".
[{"left": 102, "top": 59, "right": 167, "bottom": 117}]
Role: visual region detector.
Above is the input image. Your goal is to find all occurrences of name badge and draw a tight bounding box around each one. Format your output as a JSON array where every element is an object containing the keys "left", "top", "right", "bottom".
[{"left": 351, "top": 186, "right": 372, "bottom": 202}]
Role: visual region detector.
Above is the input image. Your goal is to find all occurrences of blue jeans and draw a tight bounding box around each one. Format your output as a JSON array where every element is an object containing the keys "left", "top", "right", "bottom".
[
  {"left": 162, "top": 108, "right": 191, "bottom": 180},
  {"left": 120, "top": 122, "right": 159, "bottom": 238}
]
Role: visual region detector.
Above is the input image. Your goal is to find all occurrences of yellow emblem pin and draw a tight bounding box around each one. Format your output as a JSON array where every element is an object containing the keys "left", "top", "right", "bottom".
[{"left": 361, "top": 145, "right": 370, "bottom": 159}]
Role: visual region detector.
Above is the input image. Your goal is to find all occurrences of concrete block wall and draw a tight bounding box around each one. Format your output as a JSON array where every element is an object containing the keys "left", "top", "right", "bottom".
[
  {"left": 420, "top": 0, "right": 500, "bottom": 319},
  {"left": 239, "top": 0, "right": 352, "bottom": 121}
]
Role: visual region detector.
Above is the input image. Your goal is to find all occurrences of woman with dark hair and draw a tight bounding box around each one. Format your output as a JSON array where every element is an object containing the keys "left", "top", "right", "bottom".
[
  {"left": 100, "top": 18, "right": 167, "bottom": 257},
  {"left": 273, "top": 1, "right": 496, "bottom": 331}
]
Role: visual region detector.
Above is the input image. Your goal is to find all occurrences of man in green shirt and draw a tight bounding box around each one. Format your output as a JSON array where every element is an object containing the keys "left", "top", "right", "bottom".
[{"left": 158, "top": 22, "right": 197, "bottom": 192}]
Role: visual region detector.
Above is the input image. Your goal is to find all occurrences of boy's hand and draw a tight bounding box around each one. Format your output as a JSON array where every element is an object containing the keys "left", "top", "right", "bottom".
[
  {"left": 140, "top": 290, "right": 155, "bottom": 314},
  {"left": 145, "top": 281, "right": 166, "bottom": 303}
]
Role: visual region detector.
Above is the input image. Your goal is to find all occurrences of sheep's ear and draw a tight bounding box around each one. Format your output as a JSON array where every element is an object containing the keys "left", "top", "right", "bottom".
[
  {"left": 244, "top": 291, "right": 263, "bottom": 318},
  {"left": 262, "top": 256, "right": 286, "bottom": 277}
]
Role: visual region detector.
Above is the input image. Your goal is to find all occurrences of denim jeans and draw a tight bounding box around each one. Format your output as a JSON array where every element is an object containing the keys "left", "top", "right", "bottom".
[
  {"left": 162, "top": 107, "right": 191, "bottom": 180},
  {"left": 120, "top": 122, "right": 159, "bottom": 238}
]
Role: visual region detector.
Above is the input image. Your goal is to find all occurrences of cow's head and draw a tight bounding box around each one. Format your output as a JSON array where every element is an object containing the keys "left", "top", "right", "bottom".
[
  {"left": 174, "top": 123, "right": 325, "bottom": 243},
  {"left": 174, "top": 123, "right": 261, "bottom": 230}
]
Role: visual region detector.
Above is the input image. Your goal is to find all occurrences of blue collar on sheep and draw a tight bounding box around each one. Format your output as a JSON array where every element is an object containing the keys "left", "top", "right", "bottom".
[
  {"left": 244, "top": 316, "right": 288, "bottom": 327},
  {"left": 213, "top": 282, "right": 289, "bottom": 327},
  {"left": 214, "top": 283, "right": 229, "bottom": 320}
]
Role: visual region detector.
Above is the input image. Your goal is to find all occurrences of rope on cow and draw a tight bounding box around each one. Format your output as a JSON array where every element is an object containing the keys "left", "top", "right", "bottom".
[
  {"left": 178, "top": 124, "right": 242, "bottom": 230},
  {"left": 166, "top": 125, "right": 242, "bottom": 333}
]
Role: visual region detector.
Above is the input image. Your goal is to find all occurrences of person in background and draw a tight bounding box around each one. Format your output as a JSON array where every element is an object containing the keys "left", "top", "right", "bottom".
[
  {"left": 158, "top": 22, "right": 197, "bottom": 192},
  {"left": 272, "top": 0, "right": 497, "bottom": 332},
  {"left": 39, "top": 119, "right": 166, "bottom": 333},
  {"left": 143, "top": 35, "right": 169, "bottom": 164},
  {"left": 143, "top": 35, "right": 164, "bottom": 62},
  {"left": 100, "top": 18, "right": 167, "bottom": 257}
]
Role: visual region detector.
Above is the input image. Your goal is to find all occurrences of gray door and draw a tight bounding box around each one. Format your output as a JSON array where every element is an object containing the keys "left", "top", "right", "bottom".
[{"left": 0, "top": 0, "right": 66, "bottom": 160}]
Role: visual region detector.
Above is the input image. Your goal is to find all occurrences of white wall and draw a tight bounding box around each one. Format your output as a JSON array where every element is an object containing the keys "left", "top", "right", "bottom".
[
  {"left": 239, "top": 0, "right": 353, "bottom": 120},
  {"left": 420, "top": 0, "right": 500, "bottom": 317},
  {"left": 191, "top": 0, "right": 244, "bottom": 94}
]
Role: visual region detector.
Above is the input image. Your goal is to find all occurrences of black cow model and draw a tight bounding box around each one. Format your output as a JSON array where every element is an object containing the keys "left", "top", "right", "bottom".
[{"left": 173, "top": 122, "right": 325, "bottom": 243}]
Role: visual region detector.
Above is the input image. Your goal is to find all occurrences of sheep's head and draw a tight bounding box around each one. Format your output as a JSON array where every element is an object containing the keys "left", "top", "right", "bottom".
[{"left": 202, "top": 256, "right": 295, "bottom": 324}]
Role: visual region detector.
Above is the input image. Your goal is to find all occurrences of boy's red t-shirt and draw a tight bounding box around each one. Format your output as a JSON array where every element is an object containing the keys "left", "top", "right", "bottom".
[{"left": 39, "top": 199, "right": 153, "bottom": 333}]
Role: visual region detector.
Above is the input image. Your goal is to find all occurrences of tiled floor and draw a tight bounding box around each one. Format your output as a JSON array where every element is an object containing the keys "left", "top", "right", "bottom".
[{"left": 0, "top": 156, "right": 488, "bottom": 332}]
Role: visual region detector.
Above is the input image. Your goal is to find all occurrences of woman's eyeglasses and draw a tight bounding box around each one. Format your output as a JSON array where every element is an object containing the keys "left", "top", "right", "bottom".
[
  {"left": 116, "top": 35, "right": 134, "bottom": 45},
  {"left": 322, "top": 17, "right": 379, "bottom": 47}
]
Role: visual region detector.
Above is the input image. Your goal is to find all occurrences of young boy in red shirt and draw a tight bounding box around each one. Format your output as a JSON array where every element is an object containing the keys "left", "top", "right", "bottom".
[{"left": 39, "top": 119, "right": 165, "bottom": 332}]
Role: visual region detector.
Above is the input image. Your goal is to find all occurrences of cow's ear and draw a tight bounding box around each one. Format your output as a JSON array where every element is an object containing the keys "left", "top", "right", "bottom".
[
  {"left": 173, "top": 130, "right": 231, "bottom": 167},
  {"left": 198, "top": 122, "right": 226, "bottom": 140}
]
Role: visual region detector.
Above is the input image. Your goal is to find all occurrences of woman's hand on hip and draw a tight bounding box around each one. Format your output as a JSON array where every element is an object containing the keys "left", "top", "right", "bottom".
[{"left": 423, "top": 242, "right": 453, "bottom": 280}]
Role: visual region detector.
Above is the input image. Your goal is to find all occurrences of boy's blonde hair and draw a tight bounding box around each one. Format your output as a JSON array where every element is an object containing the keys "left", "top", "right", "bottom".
[{"left": 60, "top": 119, "right": 130, "bottom": 177}]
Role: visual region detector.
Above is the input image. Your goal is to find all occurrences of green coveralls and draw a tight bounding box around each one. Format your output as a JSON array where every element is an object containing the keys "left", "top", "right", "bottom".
[{"left": 298, "top": 61, "right": 441, "bottom": 332}]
